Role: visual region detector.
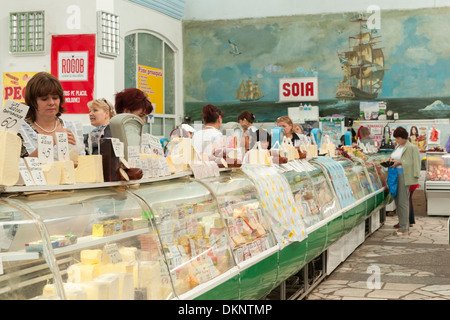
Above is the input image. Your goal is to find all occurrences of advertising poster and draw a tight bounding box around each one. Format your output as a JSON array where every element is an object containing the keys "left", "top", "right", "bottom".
[
  {"left": 137, "top": 65, "right": 163, "bottom": 114},
  {"left": 2, "top": 72, "right": 39, "bottom": 107},
  {"left": 51, "top": 34, "right": 96, "bottom": 113},
  {"left": 320, "top": 120, "right": 344, "bottom": 145},
  {"left": 409, "top": 124, "right": 428, "bottom": 152},
  {"left": 366, "top": 124, "right": 384, "bottom": 147},
  {"left": 279, "top": 77, "right": 318, "bottom": 102}
]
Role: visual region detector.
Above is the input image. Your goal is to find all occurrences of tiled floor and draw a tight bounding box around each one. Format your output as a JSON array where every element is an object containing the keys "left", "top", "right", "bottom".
[{"left": 307, "top": 211, "right": 450, "bottom": 300}]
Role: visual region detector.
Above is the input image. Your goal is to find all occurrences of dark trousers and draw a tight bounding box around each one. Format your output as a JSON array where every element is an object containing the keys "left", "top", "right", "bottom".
[{"left": 409, "top": 189, "right": 415, "bottom": 225}]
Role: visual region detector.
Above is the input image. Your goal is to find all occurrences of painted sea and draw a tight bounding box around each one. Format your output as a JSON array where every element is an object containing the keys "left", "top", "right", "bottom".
[{"left": 185, "top": 97, "right": 450, "bottom": 123}]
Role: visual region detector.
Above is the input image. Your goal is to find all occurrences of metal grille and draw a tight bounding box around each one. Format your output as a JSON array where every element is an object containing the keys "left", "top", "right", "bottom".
[
  {"left": 97, "top": 11, "right": 120, "bottom": 58},
  {"left": 9, "top": 11, "right": 45, "bottom": 54}
]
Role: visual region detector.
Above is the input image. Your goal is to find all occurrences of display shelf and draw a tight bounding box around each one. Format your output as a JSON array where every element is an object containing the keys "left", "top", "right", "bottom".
[{"left": 0, "top": 251, "right": 39, "bottom": 262}]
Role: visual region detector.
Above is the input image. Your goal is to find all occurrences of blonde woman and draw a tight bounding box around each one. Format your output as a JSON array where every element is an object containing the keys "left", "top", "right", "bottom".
[
  {"left": 84, "top": 98, "right": 115, "bottom": 155},
  {"left": 276, "top": 116, "right": 300, "bottom": 144}
]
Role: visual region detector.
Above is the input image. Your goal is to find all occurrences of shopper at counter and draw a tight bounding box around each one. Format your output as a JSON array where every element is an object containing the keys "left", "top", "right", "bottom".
[
  {"left": 276, "top": 116, "right": 300, "bottom": 145},
  {"left": 192, "top": 104, "right": 224, "bottom": 158},
  {"left": 19, "top": 72, "right": 79, "bottom": 159},
  {"left": 238, "top": 110, "right": 257, "bottom": 151},
  {"left": 84, "top": 98, "right": 115, "bottom": 155},
  {"left": 115, "top": 88, "right": 153, "bottom": 122},
  {"left": 388, "top": 126, "right": 421, "bottom": 236}
]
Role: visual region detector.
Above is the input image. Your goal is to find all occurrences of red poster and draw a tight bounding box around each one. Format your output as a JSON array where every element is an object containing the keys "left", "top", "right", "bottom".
[{"left": 51, "top": 34, "right": 95, "bottom": 113}]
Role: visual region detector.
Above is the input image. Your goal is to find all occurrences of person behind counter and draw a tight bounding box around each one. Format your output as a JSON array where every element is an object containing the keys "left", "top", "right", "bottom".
[
  {"left": 256, "top": 128, "right": 271, "bottom": 149},
  {"left": 19, "top": 72, "right": 79, "bottom": 159},
  {"left": 192, "top": 104, "right": 224, "bottom": 158},
  {"left": 294, "top": 123, "right": 304, "bottom": 135},
  {"left": 359, "top": 126, "right": 376, "bottom": 146},
  {"left": 115, "top": 88, "right": 153, "bottom": 122},
  {"left": 84, "top": 98, "right": 115, "bottom": 155},
  {"left": 276, "top": 116, "right": 300, "bottom": 145},
  {"left": 388, "top": 126, "right": 421, "bottom": 236},
  {"left": 238, "top": 110, "right": 257, "bottom": 151}
]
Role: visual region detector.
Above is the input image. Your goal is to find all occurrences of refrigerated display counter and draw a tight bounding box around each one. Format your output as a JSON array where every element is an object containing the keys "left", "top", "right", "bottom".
[{"left": 425, "top": 152, "right": 450, "bottom": 216}]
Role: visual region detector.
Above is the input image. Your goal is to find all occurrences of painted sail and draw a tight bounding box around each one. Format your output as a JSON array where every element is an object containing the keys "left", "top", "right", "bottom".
[
  {"left": 237, "top": 78, "right": 263, "bottom": 102},
  {"left": 336, "top": 15, "right": 387, "bottom": 101}
]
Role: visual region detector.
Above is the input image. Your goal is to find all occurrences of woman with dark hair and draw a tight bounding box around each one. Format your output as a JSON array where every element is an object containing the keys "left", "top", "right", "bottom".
[
  {"left": 192, "top": 104, "right": 224, "bottom": 158},
  {"left": 19, "top": 72, "right": 79, "bottom": 158},
  {"left": 238, "top": 110, "right": 257, "bottom": 151},
  {"left": 388, "top": 126, "right": 421, "bottom": 236},
  {"left": 115, "top": 88, "right": 153, "bottom": 122},
  {"left": 409, "top": 126, "right": 419, "bottom": 143}
]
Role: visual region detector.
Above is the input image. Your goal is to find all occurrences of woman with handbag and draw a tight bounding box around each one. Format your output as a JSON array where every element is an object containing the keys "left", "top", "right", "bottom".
[{"left": 388, "top": 127, "right": 421, "bottom": 236}]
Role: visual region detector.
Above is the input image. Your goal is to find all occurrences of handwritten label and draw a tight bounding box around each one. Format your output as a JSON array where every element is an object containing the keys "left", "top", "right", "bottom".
[
  {"left": 19, "top": 158, "right": 35, "bottom": 186},
  {"left": 111, "top": 138, "right": 124, "bottom": 158},
  {"left": 37, "top": 134, "right": 54, "bottom": 164},
  {"left": 104, "top": 243, "right": 122, "bottom": 264},
  {"left": 0, "top": 100, "right": 29, "bottom": 134},
  {"left": 24, "top": 157, "right": 47, "bottom": 185},
  {"left": 55, "top": 132, "right": 70, "bottom": 161}
]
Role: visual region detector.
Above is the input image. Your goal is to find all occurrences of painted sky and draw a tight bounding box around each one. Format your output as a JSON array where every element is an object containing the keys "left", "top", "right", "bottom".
[{"left": 183, "top": 7, "right": 450, "bottom": 103}]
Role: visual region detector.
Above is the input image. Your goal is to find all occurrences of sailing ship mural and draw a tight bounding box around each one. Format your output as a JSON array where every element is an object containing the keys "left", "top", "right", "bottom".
[
  {"left": 236, "top": 78, "right": 264, "bottom": 102},
  {"left": 336, "top": 14, "right": 387, "bottom": 102}
]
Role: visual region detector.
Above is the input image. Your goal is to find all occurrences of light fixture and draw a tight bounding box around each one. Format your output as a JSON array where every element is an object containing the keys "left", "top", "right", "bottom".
[
  {"left": 97, "top": 11, "right": 120, "bottom": 58},
  {"left": 9, "top": 11, "right": 45, "bottom": 54}
]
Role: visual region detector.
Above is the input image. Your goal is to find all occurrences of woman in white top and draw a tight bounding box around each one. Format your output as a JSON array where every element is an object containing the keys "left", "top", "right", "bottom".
[{"left": 192, "top": 104, "right": 224, "bottom": 158}]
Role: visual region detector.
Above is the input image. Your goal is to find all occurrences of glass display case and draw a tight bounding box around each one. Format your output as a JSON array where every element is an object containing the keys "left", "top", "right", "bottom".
[
  {"left": 200, "top": 170, "right": 277, "bottom": 264},
  {"left": 0, "top": 187, "right": 169, "bottom": 300},
  {"left": 425, "top": 152, "right": 450, "bottom": 216},
  {"left": 350, "top": 156, "right": 375, "bottom": 194},
  {"left": 426, "top": 152, "right": 450, "bottom": 182},
  {"left": 366, "top": 153, "right": 390, "bottom": 188},
  {"left": 334, "top": 157, "right": 366, "bottom": 200},
  {"left": 280, "top": 160, "right": 341, "bottom": 228},
  {"left": 280, "top": 163, "right": 322, "bottom": 228},
  {"left": 132, "top": 179, "right": 237, "bottom": 297}
]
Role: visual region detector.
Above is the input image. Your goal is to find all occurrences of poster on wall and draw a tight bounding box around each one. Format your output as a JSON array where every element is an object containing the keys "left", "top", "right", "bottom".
[
  {"left": 319, "top": 120, "right": 344, "bottom": 145},
  {"left": 51, "top": 34, "right": 95, "bottom": 113},
  {"left": 137, "top": 65, "right": 163, "bottom": 114},
  {"left": 366, "top": 124, "right": 384, "bottom": 147},
  {"left": 409, "top": 125, "right": 428, "bottom": 152},
  {"left": 2, "top": 72, "right": 39, "bottom": 107}
]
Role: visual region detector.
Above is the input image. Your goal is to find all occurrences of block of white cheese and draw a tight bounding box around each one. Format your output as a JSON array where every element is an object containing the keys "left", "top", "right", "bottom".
[
  {"left": 79, "top": 281, "right": 109, "bottom": 300},
  {"left": 67, "top": 263, "right": 100, "bottom": 283},
  {"left": 119, "top": 272, "right": 134, "bottom": 300},
  {"left": 0, "top": 131, "right": 22, "bottom": 186},
  {"left": 94, "top": 273, "right": 120, "bottom": 300},
  {"left": 134, "top": 261, "right": 163, "bottom": 300},
  {"left": 75, "top": 155, "right": 104, "bottom": 183},
  {"left": 42, "top": 283, "right": 87, "bottom": 300},
  {"left": 53, "top": 160, "right": 76, "bottom": 184},
  {"left": 41, "top": 163, "right": 61, "bottom": 185}
]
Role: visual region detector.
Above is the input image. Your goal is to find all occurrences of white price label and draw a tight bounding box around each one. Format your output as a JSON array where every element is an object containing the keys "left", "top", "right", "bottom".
[
  {"left": 19, "top": 158, "right": 35, "bottom": 186},
  {"left": 37, "top": 134, "right": 54, "bottom": 164},
  {"left": 55, "top": 132, "right": 69, "bottom": 161},
  {"left": 111, "top": 138, "right": 124, "bottom": 158},
  {"left": 24, "top": 157, "right": 47, "bottom": 185},
  {"left": 104, "top": 243, "right": 122, "bottom": 264},
  {"left": 0, "top": 100, "right": 29, "bottom": 134}
]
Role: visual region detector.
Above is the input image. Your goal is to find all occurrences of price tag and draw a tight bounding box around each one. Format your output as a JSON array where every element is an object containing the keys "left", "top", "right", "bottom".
[
  {"left": 127, "top": 146, "right": 140, "bottom": 166},
  {"left": 37, "top": 134, "right": 54, "bottom": 164},
  {"left": 24, "top": 157, "right": 47, "bottom": 185},
  {"left": 111, "top": 138, "right": 124, "bottom": 158},
  {"left": 55, "top": 132, "right": 69, "bottom": 161},
  {"left": 0, "top": 100, "right": 29, "bottom": 134},
  {"left": 19, "top": 158, "right": 35, "bottom": 186},
  {"left": 104, "top": 243, "right": 122, "bottom": 264}
]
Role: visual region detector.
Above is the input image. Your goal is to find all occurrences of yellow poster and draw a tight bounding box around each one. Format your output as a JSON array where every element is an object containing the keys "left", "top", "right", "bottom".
[
  {"left": 137, "top": 65, "right": 163, "bottom": 114},
  {"left": 2, "top": 72, "right": 39, "bottom": 107}
]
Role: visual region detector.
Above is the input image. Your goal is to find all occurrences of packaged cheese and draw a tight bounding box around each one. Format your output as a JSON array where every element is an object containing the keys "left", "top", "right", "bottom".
[{"left": 0, "top": 131, "right": 21, "bottom": 186}]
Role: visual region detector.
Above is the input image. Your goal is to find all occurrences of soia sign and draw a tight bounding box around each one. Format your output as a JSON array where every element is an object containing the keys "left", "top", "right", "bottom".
[{"left": 279, "top": 77, "right": 318, "bottom": 102}]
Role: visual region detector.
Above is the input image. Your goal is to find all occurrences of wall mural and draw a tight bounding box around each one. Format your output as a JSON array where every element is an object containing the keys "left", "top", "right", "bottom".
[{"left": 183, "top": 7, "right": 450, "bottom": 123}]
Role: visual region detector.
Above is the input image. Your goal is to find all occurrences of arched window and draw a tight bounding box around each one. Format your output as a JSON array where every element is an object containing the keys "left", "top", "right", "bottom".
[{"left": 124, "top": 32, "right": 176, "bottom": 138}]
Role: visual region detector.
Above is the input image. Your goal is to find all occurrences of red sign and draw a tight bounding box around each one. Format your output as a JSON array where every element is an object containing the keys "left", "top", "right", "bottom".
[
  {"left": 279, "top": 77, "right": 319, "bottom": 102},
  {"left": 51, "top": 34, "right": 96, "bottom": 113}
]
